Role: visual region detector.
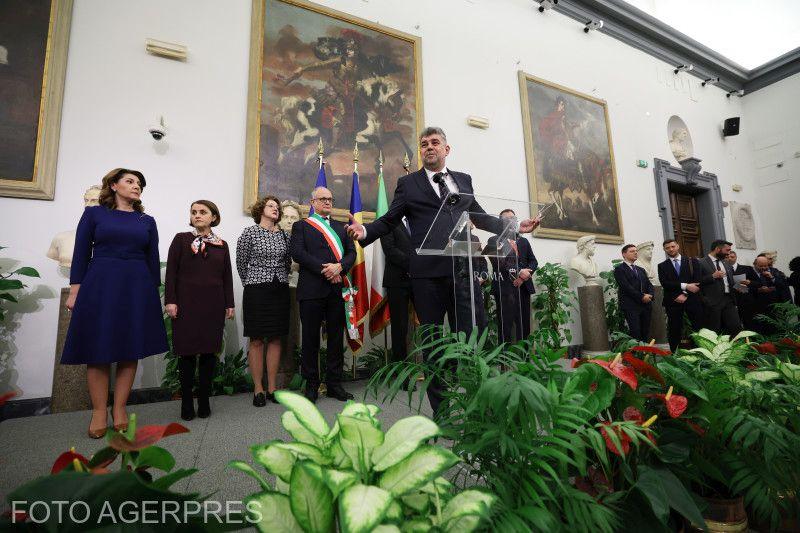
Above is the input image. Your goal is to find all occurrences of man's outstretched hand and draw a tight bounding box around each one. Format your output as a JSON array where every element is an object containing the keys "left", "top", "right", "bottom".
[
  {"left": 518, "top": 215, "right": 542, "bottom": 234},
  {"left": 345, "top": 213, "right": 366, "bottom": 240}
]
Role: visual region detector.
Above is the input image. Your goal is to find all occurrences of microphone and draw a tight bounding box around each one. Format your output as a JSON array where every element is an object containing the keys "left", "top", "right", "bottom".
[{"left": 432, "top": 173, "right": 460, "bottom": 205}]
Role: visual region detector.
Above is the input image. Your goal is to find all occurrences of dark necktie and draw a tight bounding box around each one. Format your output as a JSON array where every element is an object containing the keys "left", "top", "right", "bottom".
[{"left": 432, "top": 172, "right": 448, "bottom": 198}]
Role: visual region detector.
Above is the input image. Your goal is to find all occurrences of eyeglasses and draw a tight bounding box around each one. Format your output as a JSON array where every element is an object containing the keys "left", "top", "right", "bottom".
[{"left": 314, "top": 197, "right": 334, "bottom": 204}]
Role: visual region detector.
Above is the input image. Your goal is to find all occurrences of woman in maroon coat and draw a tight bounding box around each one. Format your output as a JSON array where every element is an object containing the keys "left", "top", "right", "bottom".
[{"left": 165, "top": 200, "right": 234, "bottom": 420}]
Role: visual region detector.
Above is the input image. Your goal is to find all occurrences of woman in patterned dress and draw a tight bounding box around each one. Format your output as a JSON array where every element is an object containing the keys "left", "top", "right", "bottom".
[{"left": 236, "top": 196, "right": 291, "bottom": 406}]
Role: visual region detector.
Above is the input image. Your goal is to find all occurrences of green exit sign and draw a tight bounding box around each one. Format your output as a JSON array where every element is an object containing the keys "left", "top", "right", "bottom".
[{"left": 636, "top": 160, "right": 648, "bottom": 168}]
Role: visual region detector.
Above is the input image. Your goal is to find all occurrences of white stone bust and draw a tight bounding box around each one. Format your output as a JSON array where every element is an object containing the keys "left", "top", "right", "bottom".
[
  {"left": 279, "top": 200, "right": 302, "bottom": 288},
  {"left": 569, "top": 235, "right": 600, "bottom": 286},
  {"left": 669, "top": 128, "right": 691, "bottom": 162},
  {"left": 634, "top": 240, "right": 658, "bottom": 284},
  {"left": 47, "top": 185, "right": 102, "bottom": 269}
]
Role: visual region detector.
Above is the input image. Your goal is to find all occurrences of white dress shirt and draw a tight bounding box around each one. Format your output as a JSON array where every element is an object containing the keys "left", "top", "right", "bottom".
[
  {"left": 708, "top": 254, "right": 730, "bottom": 293},
  {"left": 424, "top": 167, "right": 459, "bottom": 198},
  {"left": 670, "top": 254, "right": 688, "bottom": 291}
]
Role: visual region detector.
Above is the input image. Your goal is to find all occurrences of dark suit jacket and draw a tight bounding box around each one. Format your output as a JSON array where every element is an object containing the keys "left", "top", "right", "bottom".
[
  {"left": 614, "top": 262, "right": 654, "bottom": 311},
  {"left": 698, "top": 255, "right": 736, "bottom": 306},
  {"left": 748, "top": 268, "right": 779, "bottom": 315},
  {"left": 290, "top": 218, "right": 356, "bottom": 301},
  {"left": 657, "top": 256, "right": 701, "bottom": 308},
  {"left": 361, "top": 168, "right": 502, "bottom": 278},
  {"left": 732, "top": 264, "right": 755, "bottom": 307},
  {"left": 485, "top": 235, "right": 538, "bottom": 295},
  {"left": 381, "top": 224, "right": 412, "bottom": 288}
]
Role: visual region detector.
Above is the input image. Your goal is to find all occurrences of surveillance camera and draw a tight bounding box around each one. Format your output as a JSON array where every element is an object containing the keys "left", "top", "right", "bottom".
[
  {"left": 726, "top": 89, "right": 745, "bottom": 98},
  {"left": 537, "top": 0, "right": 557, "bottom": 12},
  {"left": 584, "top": 19, "right": 603, "bottom": 32},
  {"left": 673, "top": 64, "right": 694, "bottom": 74},
  {"left": 148, "top": 125, "right": 166, "bottom": 140},
  {"left": 702, "top": 76, "right": 720, "bottom": 87}
]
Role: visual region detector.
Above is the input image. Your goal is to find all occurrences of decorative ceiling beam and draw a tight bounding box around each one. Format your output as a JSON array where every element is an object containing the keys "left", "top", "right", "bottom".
[{"left": 553, "top": 0, "right": 800, "bottom": 95}]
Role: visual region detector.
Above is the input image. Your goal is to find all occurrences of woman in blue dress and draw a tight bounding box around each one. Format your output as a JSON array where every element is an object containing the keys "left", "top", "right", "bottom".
[{"left": 62, "top": 168, "right": 168, "bottom": 438}]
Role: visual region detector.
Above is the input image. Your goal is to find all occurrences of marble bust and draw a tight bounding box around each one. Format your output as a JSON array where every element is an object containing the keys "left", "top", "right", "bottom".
[
  {"left": 47, "top": 185, "right": 101, "bottom": 269},
  {"left": 279, "top": 200, "right": 302, "bottom": 288},
  {"left": 669, "top": 128, "right": 691, "bottom": 162},
  {"left": 634, "top": 240, "right": 658, "bottom": 284},
  {"left": 569, "top": 235, "right": 600, "bottom": 286}
]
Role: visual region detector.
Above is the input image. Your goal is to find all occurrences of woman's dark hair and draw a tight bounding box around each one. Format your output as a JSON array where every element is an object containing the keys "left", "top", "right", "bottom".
[
  {"left": 250, "top": 195, "right": 282, "bottom": 224},
  {"left": 789, "top": 256, "right": 800, "bottom": 272},
  {"left": 98, "top": 168, "right": 146, "bottom": 212},
  {"left": 189, "top": 200, "right": 221, "bottom": 228}
]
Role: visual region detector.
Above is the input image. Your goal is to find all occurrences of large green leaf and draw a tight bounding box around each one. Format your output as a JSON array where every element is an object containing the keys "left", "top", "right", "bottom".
[
  {"left": 657, "top": 363, "right": 708, "bottom": 400},
  {"left": 228, "top": 460, "right": 270, "bottom": 491},
  {"left": 149, "top": 468, "right": 198, "bottom": 491},
  {"left": 338, "top": 414, "right": 385, "bottom": 474},
  {"left": 372, "top": 416, "right": 439, "bottom": 471},
  {"left": 275, "top": 391, "right": 330, "bottom": 437},
  {"left": 0, "top": 279, "right": 23, "bottom": 290},
  {"left": 290, "top": 461, "right": 334, "bottom": 533},
  {"left": 274, "top": 442, "right": 331, "bottom": 465},
  {"left": 12, "top": 266, "right": 40, "bottom": 277},
  {"left": 635, "top": 468, "right": 670, "bottom": 524},
  {"left": 444, "top": 515, "right": 481, "bottom": 532},
  {"left": 441, "top": 489, "right": 495, "bottom": 525},
  {"left": 322, "top": 467, "right": 358, "bottom": 498},
  {"left": 378, "top": 445, "right": 460, "bottom": 497},
  {"left": 338, "top": 484, "right": 392, "bottom": 533},
  {"left": 400, "top": 519, "right": 433, "bottom": 532},
  {"left": 246, "top": 491, "right": 304, "bottom": 533},
  {"left": 744, "top": 370, "right": 781, "bottom": 382},
  {"left": 251, "top": 442, "right": 296, "bottom": 482},
  {"left": 133, "top": 445, "right": 174, "bottom": 472},
  {"left": 638, "top": 466, "right": 706, "bottom": 528},
  {"left": 282, "top": 411, "right": 321, "bottom": 446}
]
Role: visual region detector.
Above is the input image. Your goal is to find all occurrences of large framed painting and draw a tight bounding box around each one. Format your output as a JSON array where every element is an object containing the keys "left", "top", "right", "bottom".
[
  {"left": 518, "top": 71, "right": 624, "bottom": 244},
  {"left": 0, "top": 0, "right": 73, "bottom": 200},
  {"left": 244, "top": 0, "right": 423, "bottom": 218}
]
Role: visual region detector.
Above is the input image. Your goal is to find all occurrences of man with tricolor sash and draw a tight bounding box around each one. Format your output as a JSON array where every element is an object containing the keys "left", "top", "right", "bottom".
[{"left": 290, "top": 186, "right": 356, "bottom": 403}]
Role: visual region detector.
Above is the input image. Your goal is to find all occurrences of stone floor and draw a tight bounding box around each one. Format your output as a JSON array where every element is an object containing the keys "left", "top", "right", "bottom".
[{"left": 0, "top": 381, "right": 432, "bottom": 511}]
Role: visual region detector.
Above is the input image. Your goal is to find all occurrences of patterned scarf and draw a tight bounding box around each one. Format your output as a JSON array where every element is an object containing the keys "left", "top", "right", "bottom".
[{"left": 191, "top": 229, "right": 223, "bottom": 257}]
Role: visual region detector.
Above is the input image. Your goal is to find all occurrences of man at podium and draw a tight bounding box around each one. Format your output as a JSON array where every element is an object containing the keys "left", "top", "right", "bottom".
[{"left": 345, "top": 126, "right": 540, "bottom": 414}]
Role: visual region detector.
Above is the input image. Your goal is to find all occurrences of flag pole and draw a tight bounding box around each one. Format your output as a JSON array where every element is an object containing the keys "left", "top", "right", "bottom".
[
  {"left": 317, "top": 137, "right": 324, "bottom": 387},
  {"left": 352, "top": 140, "right": 359, "bottom": 380}
]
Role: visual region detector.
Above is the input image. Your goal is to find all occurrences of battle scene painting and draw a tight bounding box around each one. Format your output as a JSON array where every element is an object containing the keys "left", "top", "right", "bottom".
[
  {"left": 245, "top": 0, "right": 423, "bottom": 216},
  {"left": 519, "top": 72, "right": 623, "bottom": 244}
]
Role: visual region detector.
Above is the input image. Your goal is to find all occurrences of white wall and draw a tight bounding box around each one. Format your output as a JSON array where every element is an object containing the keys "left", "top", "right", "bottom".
[
  {"left": 741, "top": 73, "right": 800, "bottom": 273},
  {"left": 0, "top": 0, "right": 786, "bottom": 399}
]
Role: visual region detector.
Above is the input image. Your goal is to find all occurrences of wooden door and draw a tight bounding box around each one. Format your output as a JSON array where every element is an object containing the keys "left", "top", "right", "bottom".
[{"left": 670, "top": 191, "right": 702, "bottom": 257}]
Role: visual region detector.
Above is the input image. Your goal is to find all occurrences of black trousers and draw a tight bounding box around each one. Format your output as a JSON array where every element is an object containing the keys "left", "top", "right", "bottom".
[
  {"left": 387, "top": 286, "right": 413, "bottom": 363},
  {"left": 299, "top": 291, "right": 345, "bottom": 386},
  {"left": 703, "top": 294, "right": 741, "bottom": 336},
  {"left": 665, "top": 303, "right": 703, "bottom": 352},
  {"left": 411, "top": 276, "right": 485, "bottom": 416},
  {"left": 622, "top": 304, "right": 652, "bottom": 342},
  {"left": 495, "top": 285, "right": 532, "bottom": 343}
]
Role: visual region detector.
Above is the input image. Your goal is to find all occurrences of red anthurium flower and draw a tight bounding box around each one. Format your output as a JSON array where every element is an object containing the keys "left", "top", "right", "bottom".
[
  {"left": 574, "top": 465, "right": 613, "bottom": 497},
  {"left": 600, "top": 422, "right": 632, "bottom": 456},
  {"left": 779, "top": 338, "right": 800, "bottom": 349},
  {"left": 51, "top": 448, "right": 90, "bottom": 474},
  {"left": 623, "top": 406, "right": 644, "bottom": 423},
  {"left": 622, "top": 353, "right": 666, "bottom": 385},
  {"left": 647, "top": 386, "right": 688, "bottom": 418},
  {"left": 753, "top": 342, "right": 778, "bottom": 355},
  {"left": 589, "top": 355, "right": 638, "bottom": 390},
  {"left": 109, "top": 423, "right": 189, "bottom": 452},
  {"left": 0, "top": 391, "right": 16, "bottom": 406},
  {"left": 629, "top": 345, "right": 671, "bottom": 356}
]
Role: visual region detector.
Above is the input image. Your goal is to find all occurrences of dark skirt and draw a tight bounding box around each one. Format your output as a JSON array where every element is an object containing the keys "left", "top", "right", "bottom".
[{"left": 242, "top": 279, "right": 290, "bottom": 340}]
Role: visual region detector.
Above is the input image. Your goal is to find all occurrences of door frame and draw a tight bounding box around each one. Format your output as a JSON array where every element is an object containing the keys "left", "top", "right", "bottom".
[{"left": 653, "top": 158, "right": 725, "bottom": 248}]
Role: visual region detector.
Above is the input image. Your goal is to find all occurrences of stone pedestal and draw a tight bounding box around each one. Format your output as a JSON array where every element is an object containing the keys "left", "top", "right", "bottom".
[
  {"left": 649, "top": 285, "right": 668, "bottom": 347},
  {"left": 578, "top": 285, "right": 609, "bottom": 354},
  {"left": 50, "top": 287, "right": 91, "bottom": 413},
  {"left": 277, "top": 287, "right": 300, "bottom": 388}
]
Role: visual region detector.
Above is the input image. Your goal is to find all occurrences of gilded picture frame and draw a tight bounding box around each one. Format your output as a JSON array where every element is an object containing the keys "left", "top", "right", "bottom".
[
  {"left": 518, "top": 71, "right": 624, "bottom": 244},
  {"left": 244, "top": 0, "right": 424, "bottom": 220},
  {"left": 0, "top": 0, "right": 73, "bottom": 200}
]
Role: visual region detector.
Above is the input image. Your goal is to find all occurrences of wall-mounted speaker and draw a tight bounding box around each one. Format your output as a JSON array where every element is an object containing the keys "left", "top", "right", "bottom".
[{"left": 723, "top": 117, "right": 740, "bottom": 137}]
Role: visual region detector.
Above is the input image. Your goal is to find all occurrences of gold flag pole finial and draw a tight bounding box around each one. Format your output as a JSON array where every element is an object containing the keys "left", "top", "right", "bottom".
[
  {"left": 353, "top": 140, "right": 360, "bottom": 173},
  {"left": 403, "top": 152, "right": 411, "bottom": 174},
  {"left": 317, "top": 138, "right": 325, "bottom": 169}
]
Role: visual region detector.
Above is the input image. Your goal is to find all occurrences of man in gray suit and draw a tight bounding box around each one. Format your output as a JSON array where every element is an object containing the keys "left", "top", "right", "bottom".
[{"left": 698, "top": 239, "right": 741, "bottom": 335}]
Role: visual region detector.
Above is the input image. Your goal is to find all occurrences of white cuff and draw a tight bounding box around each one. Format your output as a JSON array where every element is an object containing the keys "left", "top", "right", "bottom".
[{"left": 680, "top": 283, "right": 687, "bottom": 290}]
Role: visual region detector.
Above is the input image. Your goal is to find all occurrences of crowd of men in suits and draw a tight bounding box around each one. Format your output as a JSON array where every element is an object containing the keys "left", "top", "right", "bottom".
[{"left": 615, "top": 238, "right": 795, "bottom": 352}]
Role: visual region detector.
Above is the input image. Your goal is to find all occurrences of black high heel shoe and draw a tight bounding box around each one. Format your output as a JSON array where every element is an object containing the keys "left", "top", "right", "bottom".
[{"left": 253, "top": 392, "right": 266, "bottom": 407}]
